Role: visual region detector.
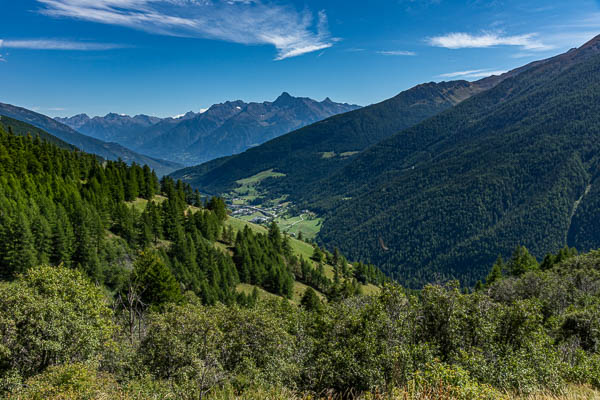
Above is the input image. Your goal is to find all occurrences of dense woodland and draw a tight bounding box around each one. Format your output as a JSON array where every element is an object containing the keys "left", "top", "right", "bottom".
[
  {"left": 307, "top": 37, "right": 600, "bottom": 288},
  {"left": 1, "top": 119, "right": 600, "bottom": 399},
  {"left": 0, "top": 122, "right": 377, "bottom": 308}
]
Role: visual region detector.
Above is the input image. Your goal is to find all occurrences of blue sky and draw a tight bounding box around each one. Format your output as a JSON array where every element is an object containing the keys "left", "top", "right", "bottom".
[{"left": 1, "top": 0, "right": 599, "bottom": 118}]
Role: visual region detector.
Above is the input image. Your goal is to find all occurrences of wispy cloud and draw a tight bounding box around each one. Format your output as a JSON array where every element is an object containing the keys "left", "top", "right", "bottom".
[
  {"left": 0, "top": 39, "right": 123, "bottom": 50},
  {"left": 438, "top": 69, "right": 507, "bottom": 79},
  {"left": 377, "top": 50, "right": 416, "bottom": 56},
  {"left": 428, "top": 32, "right": 553, "bottom": 51},
  {"left": 36, "top": 0, "right": 335, "bottom": 60}
]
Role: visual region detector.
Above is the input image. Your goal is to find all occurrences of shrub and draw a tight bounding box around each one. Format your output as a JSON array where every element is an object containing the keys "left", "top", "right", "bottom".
[
  {"left": 392, "top": 362, "right": 507, "bottom": 400},
  {"left": 0, "top": 265, "right": 114, "bottom": 391}
]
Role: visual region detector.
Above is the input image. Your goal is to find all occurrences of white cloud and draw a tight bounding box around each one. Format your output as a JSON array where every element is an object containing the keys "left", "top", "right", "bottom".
[
  {"left": 438, "top": 69, "right": 488, "bottom": 78},
  {"left": 377, "top": 50, "right": 416, "bottom": 56},
  {"left": 0, "top": 39, "right": 123, "bottom": 50},
  {"left": 199, "top": 108, "right": 208, "bottom": 113},
  {"left": 428, "top": 32, "right": 553, "bottom": 51},
  {"left": 438, "top": 69, "right": 508, "bottom": 79},
  {"left": 36, "top": 0, "right": 334, "bottom": 60}
]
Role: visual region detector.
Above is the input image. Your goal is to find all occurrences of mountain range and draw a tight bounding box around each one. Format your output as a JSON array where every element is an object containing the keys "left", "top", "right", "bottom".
[
  {"left": 0, "top": 102, "right": 181, "bottom": 176},
  {"left": 169, "top": 65, "right": 537, "bottom": 197},
  {"left": 172, "top": 35, "right": 600, "bottom": 287},
  {"left": 56, "top": 112, "right": 163, "bottom": 146},
  {"left": 56, "top": 93, "right": 360, "bottom": 166}
]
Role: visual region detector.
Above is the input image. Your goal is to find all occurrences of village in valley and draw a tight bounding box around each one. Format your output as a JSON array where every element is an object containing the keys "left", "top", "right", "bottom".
[{"left": 215, "top": 168, "right": 322, "bottom": 239}]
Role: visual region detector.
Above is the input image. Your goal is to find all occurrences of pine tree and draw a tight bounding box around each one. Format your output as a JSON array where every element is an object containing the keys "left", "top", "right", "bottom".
[
  {"left": 508, "top": 246, "right": 539, "bottom": 276},
  {"left": 52, "top": 206, "right": 75, "bottom": 267},
  {"left": 486, "top": 255, "right": 504, "bottom": 286},
  {"left": 300, "top": 287, "right": 322, "bottom": 312},
  {"left": 133, "top": 251, "right": 182, "bottom": 308},
  {"left": 207, "top": 197, "right": 227, "bottom": 222},
  {"left": 4, "top": 211, "right": 37, "bottom": 277},
  {"left": 282, "top": 233, "right": 292, "bottom": 257},
  {"left": 268, "top": 221, "right": 282, "bottom": 252},
  {"left": 31, "top": 213, "right": 52, "bottom": 265}
]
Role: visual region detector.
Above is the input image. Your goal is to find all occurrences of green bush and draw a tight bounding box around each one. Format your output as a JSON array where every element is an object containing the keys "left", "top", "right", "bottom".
[
  {"left": 139, "top": 304, "right": 226, "bottom": 397},
  {"left": 0, "top": 265, "right": 114, "bottom": 391},
  {"left": 10, "top": 363, "right": 123, "bottom": 400},
  {"left": 402, "top": 362, "right": 507, "bottom": 400}
]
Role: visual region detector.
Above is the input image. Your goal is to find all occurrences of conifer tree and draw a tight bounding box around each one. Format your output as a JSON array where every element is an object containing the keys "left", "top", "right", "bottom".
[
  {"left": 52, "top": 206, "right": 75, "bottom": 267},
  {"left": 133, "top": 251, "right": 182, "bottom": 308},
  {"left": 301, "top": 287, "right": 322, "bottom": 312},
  {"left": 486, "top": 255, "right": 504, "bottom": 286},
  {"left": 4, "top": 211, "right": 37, "bottom": 277},
  {"left": 268, "top": 221, "right": 282, "bottom": 252},
  {"left": 508, "top": 246, "right": 539, "bottom": 276}
]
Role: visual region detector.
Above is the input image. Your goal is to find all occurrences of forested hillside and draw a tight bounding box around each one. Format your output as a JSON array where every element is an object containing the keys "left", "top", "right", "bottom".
[
  {"left": 170, "top": 50, "right": 555, "bottom": 199},
  {"left": 311, "top": 35, "right": 600, "bottom": 287},
  {"left": 0, "top": 115, "right": 76, "bottom": 150},
  {"left": 0, "top": 120, "right": 378, "bottom": 305}
]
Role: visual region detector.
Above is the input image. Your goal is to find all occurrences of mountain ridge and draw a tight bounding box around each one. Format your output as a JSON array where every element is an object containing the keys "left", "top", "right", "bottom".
[
  {"left": 139, "top": 93, "right": 361, "bottom": 165},
  {"left": 55, "top": 93, "right": 360, "bottom": 166},
  {"left": 0, "top": 102, "right": 181, "bottom": 176},
  {"left": 169, "top": 71, "right": 527, "bottom": 197}
]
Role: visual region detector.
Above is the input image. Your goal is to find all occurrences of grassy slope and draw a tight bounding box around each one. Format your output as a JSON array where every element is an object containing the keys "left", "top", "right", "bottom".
[
  {"left": 274, "top": 215, "right": 323, "bottom": 240},
  {"left": 126, "top": 196, "right": 378, "bottom": 302}
]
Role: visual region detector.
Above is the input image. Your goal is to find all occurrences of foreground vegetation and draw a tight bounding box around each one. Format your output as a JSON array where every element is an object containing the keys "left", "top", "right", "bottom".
[{"left": 3, "top": 246, "right": 600, "bottom": 399}]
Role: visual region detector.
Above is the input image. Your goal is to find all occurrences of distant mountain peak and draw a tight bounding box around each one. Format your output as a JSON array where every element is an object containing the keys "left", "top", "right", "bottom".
[
  {"left": 103, "top": 112, "right": 125, "bottom": 120},
  {"left": 54, "top": 113, "right": 91, "bottom": 130},
  {"left": 273, "top": 92, "right": 296, "bottom": 107}
]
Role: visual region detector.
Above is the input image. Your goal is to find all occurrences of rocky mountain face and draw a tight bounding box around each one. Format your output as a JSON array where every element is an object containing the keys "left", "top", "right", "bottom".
[{"left": 55, "top": 94, "right": 360, "bottom": 166}]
